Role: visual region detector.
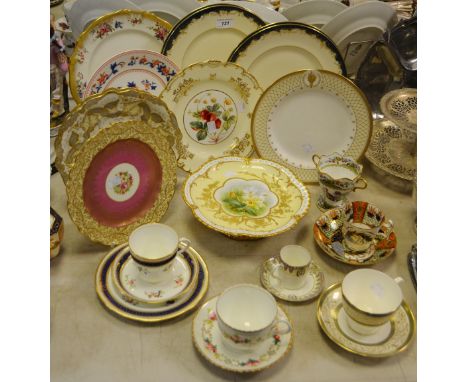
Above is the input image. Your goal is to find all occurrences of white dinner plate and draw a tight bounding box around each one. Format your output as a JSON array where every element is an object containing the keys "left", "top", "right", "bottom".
[
  {"left": 252, "top": 69, "right": 372, "bottom": 183},
  {"left": 281, "top": 0, "right": 347, "bottom": 28},
  {"left": 207, "top": 0, "right": 288, "bottom": 23},
  {"left": 321, "top": 1, "right": 397, "bottom": 75}
]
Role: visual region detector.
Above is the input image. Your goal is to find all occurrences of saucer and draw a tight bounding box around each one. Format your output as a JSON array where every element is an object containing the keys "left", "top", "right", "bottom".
[
  {"left": 314, "top": 203, "right": 397, "bottom": 266},
  {"left": 96, "top": 244, "right": 209, "bottom": 323},
  {"left": 260, "top": 258, "right": 324, "bottom": 302},
  {"left": 317, "top": 283, "right": 415, "bottom": 357},
  {"left": 192, "top": 297, "right": 293, "bottom": 373},
  {"left": 112, "top": 246, "right": 199, "bottom": 305}
]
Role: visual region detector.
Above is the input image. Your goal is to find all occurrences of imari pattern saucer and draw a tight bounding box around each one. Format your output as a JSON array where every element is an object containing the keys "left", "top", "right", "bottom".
[
  {"left": 192, "top": 297, "right": 293, "bottom": 372},
  {"left": 260, "top": 258, "right": 324, "bottom": 302},
  {"left": 95, "top": 244, "right": 209, "bottom": 323},
  {"left": 317, "top": 283, "right": 415, "bottom": 357},
  {"left": 313, "top": 202, "right": 397, "bottom": 266}
]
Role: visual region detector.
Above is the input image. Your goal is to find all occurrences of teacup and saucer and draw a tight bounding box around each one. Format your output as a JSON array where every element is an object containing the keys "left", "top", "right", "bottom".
[
  {"left": 192, "top": 284, "right": 293, "bottom": 372},
  {"left": 261, "top": 245, "right": 324, "bottom": 302}
]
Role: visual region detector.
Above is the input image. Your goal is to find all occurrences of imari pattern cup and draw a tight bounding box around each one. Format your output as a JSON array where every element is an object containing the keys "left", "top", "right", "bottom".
[{"left": 313, "top": 153, "right": 367, "bottom": 211}]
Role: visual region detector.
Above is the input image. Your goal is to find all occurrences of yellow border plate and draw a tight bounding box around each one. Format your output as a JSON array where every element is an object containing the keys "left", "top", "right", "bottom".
[
  {"left": 228, "top": 21, "right": 346, "bottom": 89},
  {"left": 252, "top": 70, "right": 372, "bottom": 183},
  {"left": 161, "top": 3, "right": 265, "bottom": 69},
  {"left": 183, "top": 156, "right": 310, "bottom": 239}
]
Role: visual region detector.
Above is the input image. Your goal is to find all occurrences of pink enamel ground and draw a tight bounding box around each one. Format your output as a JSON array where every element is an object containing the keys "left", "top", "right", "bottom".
[{"left": 83, "top": 139, "right": 162, "bottom": 227}]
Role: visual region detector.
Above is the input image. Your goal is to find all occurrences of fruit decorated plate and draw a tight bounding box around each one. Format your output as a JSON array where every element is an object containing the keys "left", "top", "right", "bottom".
[
  {"left": 160, "top": 61, "right": 262, "bottom": 172},
  {"left": 183, "top": 156, "right": 310, "bottom": 239}
]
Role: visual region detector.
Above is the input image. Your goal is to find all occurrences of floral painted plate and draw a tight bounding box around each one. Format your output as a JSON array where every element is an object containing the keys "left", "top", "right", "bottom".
[
  {"left": 55, "top": 88, "right": 182, "bottom": 183},
  {"left": 70, "top": 9, "right": 171, "bottom": 102},
  {"left": 365, "top": 118, "right": 416, "bottom": 181},
  {"left": 96, "top": 244, "right": 209, "bottom": 323},
  {"left": 313, "top": 201, "right": 397, "bottom": 266},
  {"left": 252, "top": 70, "right": 372, "bottom": 183},
  {"left": 112, "top": 245, "right": 200, "bottom": 305},
  {"left": 317, "top": 283, "right": 415, "bottom": 357},
  {"left": 192, "top": 297, "right": 292, "bottom": 372},
  {"left": 228, "top": 22, "right": 346, "bottom": 90},
  {"left": 67, "top": 121, "right": 177, "bottom": 245},
  {"left": 84, "top": 50, "right": 179, "bottom": 98},
  {"left": 183, "top": 156, "right": 310, "bottom": 239},
  {"left": 161, "top": 3, "right": 265, "bottom": 69},
  {"left": 160, "top": 61, "right": 263, "bottom": 172}
]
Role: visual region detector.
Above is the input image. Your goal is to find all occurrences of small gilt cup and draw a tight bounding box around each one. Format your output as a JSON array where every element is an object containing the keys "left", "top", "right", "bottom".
[
  {"left": 313, "top": 153, "right": 367, "bottom": 211},
  {"left": 342, "top": 269, "right": 403, "bottom": 335},
  {"left": 269, "top": 245, "right": 312, "bottom": 290},
  {"left": 128, "top": 223, "right": 191, "bottom": 284}
]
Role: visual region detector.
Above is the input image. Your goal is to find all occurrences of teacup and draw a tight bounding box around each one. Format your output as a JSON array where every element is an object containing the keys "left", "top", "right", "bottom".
[
  {"left": 312, "top": 153, "right": 367, "bottom": 210},
  {"left": 128, "top": 223, "right": 190, "bottom": 283},
  {"left": 342, "top": 269, "right": 403, "bottom": 335},
  {"left": 269, "top": 245, "right": 312, "bottom": 290},
  {"left": 342, "top": 202, "right": 394, "bottom": 254},
  {"left": 216, "top": 284, "right": 291, "bottom": 348}
]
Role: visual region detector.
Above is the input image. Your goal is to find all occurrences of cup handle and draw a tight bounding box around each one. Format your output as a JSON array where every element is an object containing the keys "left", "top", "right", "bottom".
[
  {"left": 394, "top": 276, "right": 404, "bottom": 285},
  {"left": 312, "top": 154, "right": 321, "bottom": 168},
  {"left": 273, "top": 319, "right": 291, "bottom": 336},
  {"left": 177, "top": 237, "right": 191, "bottom": 253},
  {"left": 353, "top": 177, "right": 368, "bottom": 190},
  {"left": 266, "top": 259, "right": 283, "bottom": 281}
]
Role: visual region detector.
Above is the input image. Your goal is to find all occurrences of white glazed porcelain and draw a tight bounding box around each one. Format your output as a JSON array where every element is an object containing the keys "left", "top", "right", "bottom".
[
  {"left": 128, "top": 223, "right": 191, "bottom": 283},
  {"left": 342, "top": 269, "right": 403, "bottom": 334},
  {"left": 192, "top": 297, "right": 293, "bottom": 372},
  {"left": 207, "top": 0, "right": 288, "bottom": 23},
  {"left": 321, "top": 1, "right": 397, "bottom": 76},
  {"left": 281, "top": 0, "right": 347, "bottom": 28},
  {"left": 261, "top": 257, "right": 324, "bottom": 302},
  {"left": 216, "top": 284, "right": 291, "bottom": 348},
  {"left": 275, "top": 245, "right": 312, "bottom": 289}
]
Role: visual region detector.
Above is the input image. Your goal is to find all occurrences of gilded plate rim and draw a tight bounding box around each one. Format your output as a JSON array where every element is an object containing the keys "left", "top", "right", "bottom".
[
  {"left": 96, "top": 244, "right": 209, "bottom": 323},
  {"left": 251, "top": 69, "right": 372, "bottom": 184},
  {"left": 66, "top": 120, "right": 177, "bottom": 246}
]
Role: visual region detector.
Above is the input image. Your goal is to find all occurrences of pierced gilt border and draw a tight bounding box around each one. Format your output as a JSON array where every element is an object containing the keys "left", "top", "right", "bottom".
[{"left": 66, "top": 121, "right": 177, "bottom": 246}]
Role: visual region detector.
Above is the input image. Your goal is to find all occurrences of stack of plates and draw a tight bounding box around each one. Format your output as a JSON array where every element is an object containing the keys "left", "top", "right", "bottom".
[
  {"left": 96, "top": 243, "right": 209, "bottom": 323},
  {"left": 69, "top": 9, "right": 175, "bottom": 102}
]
